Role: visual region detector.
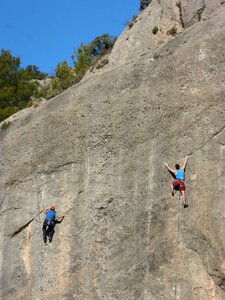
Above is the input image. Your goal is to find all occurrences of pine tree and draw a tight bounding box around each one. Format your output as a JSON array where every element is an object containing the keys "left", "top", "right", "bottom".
[{"left": 0, "top": 49, "right": 43, "bottom": 122}]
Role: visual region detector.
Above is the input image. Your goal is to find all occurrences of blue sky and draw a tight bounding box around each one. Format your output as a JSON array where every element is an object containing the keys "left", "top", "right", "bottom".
[{"left": 0, "top": 0, "right": 139, "bottom": 74}]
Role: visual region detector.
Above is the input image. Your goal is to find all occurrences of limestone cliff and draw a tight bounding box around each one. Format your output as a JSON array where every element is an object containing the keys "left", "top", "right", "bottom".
[{"left": 1, "top": 1, "right": 225, "bottom": 299}]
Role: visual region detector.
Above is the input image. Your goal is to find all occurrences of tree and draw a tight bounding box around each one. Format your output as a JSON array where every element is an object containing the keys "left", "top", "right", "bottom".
[
  {"left": 0, "top": 49, "right": 43, "bottom": 122},
  {"left": 72, "top": 34, "right": 116, "bottom": 82},
  {"left": 55, "top": 61, "right": 75, "bottom": 90},
  {"left": 0, "top": 50, "right": 20, "bottom": 88},
  {"left": 0, "top": 50, "right": 20, "bottom": 108},
  {"left": 0, "top": 107, "right": 18, "bottom": 123},
  {"left": 90, "top": 34, "right": 116, "bottom": 56},
  {"left": 25, "top": 65, "right": 47, "bottom": 80},
  {"left": 72, "top": 44, "right": 93, "bottom": 81}
]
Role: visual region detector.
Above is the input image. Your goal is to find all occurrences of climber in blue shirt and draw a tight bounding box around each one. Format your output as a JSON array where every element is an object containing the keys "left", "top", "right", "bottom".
[
  {"left": 165, "top": 156, "right": 189, "bottom": 208},
  {"left": 42, "top": 204, "right": 64, "bottom": 244}
]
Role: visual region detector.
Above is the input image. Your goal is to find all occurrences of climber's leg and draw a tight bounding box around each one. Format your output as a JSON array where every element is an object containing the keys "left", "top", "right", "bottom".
[
  {"left": 42, "top": 226, "right": 47, "bottom": 244},
  {"left": 48, "top": 227, "right": 55, "bottom": 243},
  {"left": 171, "top": 183, "right": 175, "bottom": 196},
  {"left": 172, "top": 180, "right": 180, "bottom": 196},
  {"left": 180, "top": 182, "right": 188, "bottom": 208}
]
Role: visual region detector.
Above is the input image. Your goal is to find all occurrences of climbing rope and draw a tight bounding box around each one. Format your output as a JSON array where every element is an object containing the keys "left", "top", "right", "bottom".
[
  {"left": 32, "top": 166, "right": 43, "bottom": 214},
  {"left": 28, "top": 152, "right": 45, "bottom": 296},
  {"left": 177, "top": 193, "right": 181, "bottom": 246},
  {"left": 174, "top": 193, "right": 182, "bottom": 300}
]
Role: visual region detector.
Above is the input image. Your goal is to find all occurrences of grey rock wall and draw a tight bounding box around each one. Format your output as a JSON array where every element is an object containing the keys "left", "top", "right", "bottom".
[
  {"left": 1, "top": 1, "right": 225, "bottom": 299},
  {"left": 107, "top": 0, "right": 222, "bottom": 68}
]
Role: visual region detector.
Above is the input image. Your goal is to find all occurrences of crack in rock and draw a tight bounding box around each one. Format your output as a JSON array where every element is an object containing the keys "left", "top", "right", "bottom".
[
  {"left": 176, "top": 0, "right": 185, "bottom": 28},
  {"left": 188, "top": 3, "right": 206, "bottom": 27},
  {"left": 10, "top": 218, "right": 34, "bottom": 238},
  {"left": 10, "top": 208, "right": 44, "bottom": 238}
]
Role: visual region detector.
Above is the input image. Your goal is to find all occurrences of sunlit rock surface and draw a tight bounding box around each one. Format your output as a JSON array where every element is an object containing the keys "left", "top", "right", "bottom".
[{"left": 1, "top": 1, "right": 225, "bottom": 299}]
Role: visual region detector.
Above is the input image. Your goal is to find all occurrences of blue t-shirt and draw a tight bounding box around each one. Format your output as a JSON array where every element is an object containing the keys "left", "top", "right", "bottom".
[
  {"left": 176, "top": 169, "right": 185, "bottom": 181},
  {"left": 46, "top": 210, "right": 56, "bottom": 221}
]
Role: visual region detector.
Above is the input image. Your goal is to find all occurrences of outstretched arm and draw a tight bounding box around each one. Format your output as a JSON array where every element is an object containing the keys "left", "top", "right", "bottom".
[
  {"left": 182, "top": 156, "right": 189, "bottom": 172},
  {"left": 165, "top": 163, "right": 176, "bottom": 176},
  {"left": 55, "top": 216, "right": 65, "bottom": 224}
]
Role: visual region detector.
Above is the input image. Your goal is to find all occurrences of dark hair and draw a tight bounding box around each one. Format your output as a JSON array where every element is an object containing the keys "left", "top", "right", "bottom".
[{"left": 175, "top": 164, "right": 180, "bottom": 170}]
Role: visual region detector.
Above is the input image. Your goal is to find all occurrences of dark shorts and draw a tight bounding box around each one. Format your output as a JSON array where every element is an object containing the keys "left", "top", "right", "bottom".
[
  {"left": 43, "top": 220, "right": 54, "bottom": 232},
  {"left": 172, "top": 180, "right": 185, "bottom": 191}
]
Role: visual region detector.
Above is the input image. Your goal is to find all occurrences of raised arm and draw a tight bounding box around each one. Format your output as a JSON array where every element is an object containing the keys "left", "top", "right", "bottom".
[
  {"left": 182, "top": 156, "right": 189, "bottom": 172},
  {"left": 165, "top": 163, "right": 176, "bottom": 176}
]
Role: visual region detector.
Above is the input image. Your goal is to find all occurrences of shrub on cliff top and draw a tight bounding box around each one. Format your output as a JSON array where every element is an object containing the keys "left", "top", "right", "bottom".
[
  {"left": 140, "top": 0, "right": 152, "bottom": 11},
  {"left": 72, "top": 34, "right": 116, "bottom": 82},
  {"left": 1, "top": 121, "right": 11, "bottom": 129},
  {"left": 167, "top": 26, "right": 177, "bottom": 36}
]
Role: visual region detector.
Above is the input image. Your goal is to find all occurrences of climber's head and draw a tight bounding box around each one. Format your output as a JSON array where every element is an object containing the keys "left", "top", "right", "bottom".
[
  {"left": 175, "top": 164, "right": 180, "bottom": 170},
  {"left": 50, "top": 204, "right": 56, "bottom": 211}
]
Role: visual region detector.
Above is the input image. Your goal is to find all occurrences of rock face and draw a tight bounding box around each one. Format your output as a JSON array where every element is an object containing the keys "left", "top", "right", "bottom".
[
  {"left": 1, "top": 1, "right": 225, "bottom": 299},
  {"left": 108, "top": 0, "right": 222, "bottom": 68}
]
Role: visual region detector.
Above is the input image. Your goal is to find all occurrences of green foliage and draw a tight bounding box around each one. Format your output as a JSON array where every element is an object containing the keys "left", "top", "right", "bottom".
[
  {"left": 0, "top": 49, "right": 46, "bottom": 122},
  {"left": 16, "top": 77, "right": 39, "bottom": 108},
  {"left": 56, "top": 61, "right": 71, "bottom": 81},
  {"left": 24, "top": 65, "right": 47, "bottom": 80},
  {"left": 1, "top": 120, "right": 11, "bottom": 129},
  {"left": 39, "top": 34, "right": 116, "bottom": 100},
  {"left": 167, "top": 26, "right": 177, "bottom": 36},
  {"left": 0, "top": 50, "right": 20, "bottom": 84},
  {"left": 55, "top": 61, "right": 75, "bottom": 89},
  {"left": 0, "top": 50, "right": 20, "bottom": 108},
  {"left": 91, "top": 34, "right": 116, "bottom": 55},
  {"left": 0, "top": 107, "right": 18, "bottom": 123},
  {"left": 72, "top": 34, "right": 116, "bottom": 82},
  {"left": 140, "top": 0, "right": 152, "bottom": 11},
  {"left": 0, "top": 34, "right": 116, "bottom": 111},
  {"left": 38, "top": 62, "right": 75, "bottom": 99},
  {"left": 152, "top": 26, "right": 159, "bottom": 35},
  {"left": 73, "top": 44, "right": 93, "bottom": 82}
]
